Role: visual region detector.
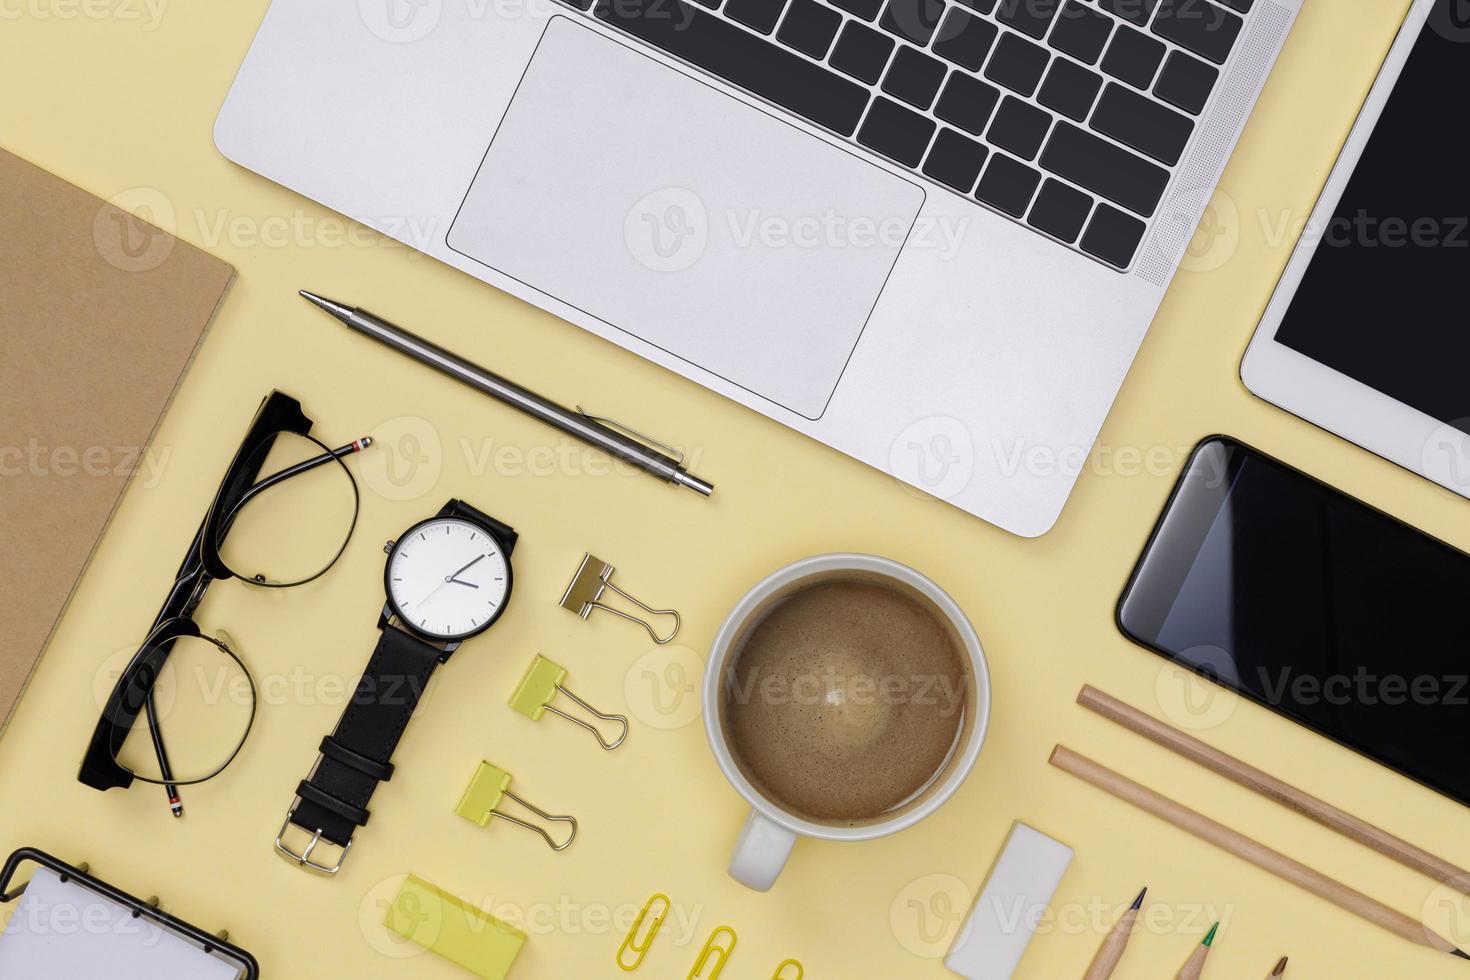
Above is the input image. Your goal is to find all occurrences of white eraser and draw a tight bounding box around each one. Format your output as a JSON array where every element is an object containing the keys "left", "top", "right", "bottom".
[{"left": 944, "top": 821, "right": 1073, "bottom": 980}]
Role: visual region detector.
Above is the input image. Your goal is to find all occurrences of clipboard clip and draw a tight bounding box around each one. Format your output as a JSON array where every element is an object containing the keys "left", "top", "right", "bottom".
[
  {"left": 559, "top": 554, "right": 681, "bottom": 645},
  {"left": 576, "top": 406, "right": 685, "bottom": 464}
]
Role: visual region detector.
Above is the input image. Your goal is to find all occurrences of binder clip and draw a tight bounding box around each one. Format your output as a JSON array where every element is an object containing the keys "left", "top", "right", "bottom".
[
  {"left": 560, "top": 553, "right": 682, "bottom": 644},
  {"left": 616, "top": 892, "right": 670, "bottom": 971},
  {"left": 510, "top": 655, "right": 629, "bottom": 750},
  {"left": 687, "top": 926, "right": 737, "bottom": 980},
  {"left": 455, "top": 761, "right": 578, "bottom": 852},
  {"left": 772, "top": 960, "right": 804, "bottom": 979}
]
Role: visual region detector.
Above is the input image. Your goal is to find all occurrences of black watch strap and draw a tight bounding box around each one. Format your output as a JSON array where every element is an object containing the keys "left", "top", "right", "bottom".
[
  {"left": 445, "top": 498, "right": 517, "bottom": 556},
  {"left": 282, "top": 625, "right": 440, "bottom": 857}
]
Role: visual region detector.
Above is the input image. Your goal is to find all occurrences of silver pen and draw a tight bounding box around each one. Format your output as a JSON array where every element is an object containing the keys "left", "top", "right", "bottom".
[{"left": 299, "top": 291, "right": 714, "bottom": 496}]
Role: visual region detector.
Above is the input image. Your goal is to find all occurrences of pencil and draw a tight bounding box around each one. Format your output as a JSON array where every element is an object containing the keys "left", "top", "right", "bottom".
[
  {"left": 1049, "top": 746, "right": 1469, "bottom": 959},
  {"left": 1081, "top": 886, "right": 1146, "bottom": 980},
  {"left": 1267, "top": 955, "right": 1288, "bottom": 977},
  {"left": 1175, "top": 922, "right": 1218, "bottom": 980},
  {"left": 1077, "top": 686, "right": 1470, "bottom": 889}
]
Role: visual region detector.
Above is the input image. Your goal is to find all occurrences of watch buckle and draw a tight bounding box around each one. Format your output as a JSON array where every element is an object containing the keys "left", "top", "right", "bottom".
[{"left": 275, "top": 809, "right": 352, "bottom": 875}]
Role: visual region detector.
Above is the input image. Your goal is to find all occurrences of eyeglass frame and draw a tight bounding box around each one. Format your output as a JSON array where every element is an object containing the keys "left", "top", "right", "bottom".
[{"left": 78, "top": 390, "right": 362, "bottom": 792}]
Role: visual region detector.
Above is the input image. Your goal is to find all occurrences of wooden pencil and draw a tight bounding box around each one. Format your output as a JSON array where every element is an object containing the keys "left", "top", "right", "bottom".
[
  {"left": 1077, "top": 685, "right": 1470, "bottom": 889},
  {"left": 1267, "top": 955, "right": 1289, "bottom": 977},
  {"left": 1049, "top": 746, "right": 1469, "bottom": 959},
  {"left": 1081, "top": 886, "right": 1146, "bottom": 980},
  {"left": 1174, "top": 922, "right": 1217, "bottom": 980}
]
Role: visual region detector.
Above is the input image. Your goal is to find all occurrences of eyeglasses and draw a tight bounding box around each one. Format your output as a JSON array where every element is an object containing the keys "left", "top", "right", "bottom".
[{"left": 78, "top": 391, "right": 371, "bottom": 814}]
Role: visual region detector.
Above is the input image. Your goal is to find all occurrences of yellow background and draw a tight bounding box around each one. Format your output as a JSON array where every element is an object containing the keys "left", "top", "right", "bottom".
[{"left": 1, "top": 1, "right": 1462, "bottom": 977}]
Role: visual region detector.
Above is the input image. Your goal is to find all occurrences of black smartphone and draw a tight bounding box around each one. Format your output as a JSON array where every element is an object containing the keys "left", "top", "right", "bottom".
[{"left": 1118, "top": 436, "right": 1470, "bottom": 807}]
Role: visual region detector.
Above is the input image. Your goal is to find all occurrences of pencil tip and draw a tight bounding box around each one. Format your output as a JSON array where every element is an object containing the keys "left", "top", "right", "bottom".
[
  {"left": 1273, "top": 955, "right": 1288, "bottom": 975},
  {"left": 1202, "top": 922, "right": 1219, "bottom": 947},
  {"left": 1451, "top": 947, "right": 1470, "bottom": 960},
  {"left": 1130, "top": 886, "right": 1147, "bottom": 910}
]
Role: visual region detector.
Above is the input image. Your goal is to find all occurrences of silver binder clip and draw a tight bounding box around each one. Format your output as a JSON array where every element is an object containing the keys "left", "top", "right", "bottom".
[{"left": 559, "top": 553, "right": 681, "bottom": 645}]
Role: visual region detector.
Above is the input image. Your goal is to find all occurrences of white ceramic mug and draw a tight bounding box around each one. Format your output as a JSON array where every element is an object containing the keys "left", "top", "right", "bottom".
[{"left": 704, "top": 554, "right": 991, "bottom": 891}]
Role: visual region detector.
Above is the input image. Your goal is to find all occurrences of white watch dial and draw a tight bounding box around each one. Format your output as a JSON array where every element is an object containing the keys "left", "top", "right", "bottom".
[{"left": 386, "top": 519, "right": 510, "bottom": 639}]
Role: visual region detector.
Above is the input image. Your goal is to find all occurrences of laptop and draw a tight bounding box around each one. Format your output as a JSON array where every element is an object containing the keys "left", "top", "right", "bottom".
[{"left": 216, "top": 0, "right": 1302, "bottom": 537}]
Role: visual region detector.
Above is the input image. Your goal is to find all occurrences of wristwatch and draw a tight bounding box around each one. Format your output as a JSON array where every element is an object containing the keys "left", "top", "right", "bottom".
[{"left": 275, "top": 499, "right": 516, "bottom": 874}]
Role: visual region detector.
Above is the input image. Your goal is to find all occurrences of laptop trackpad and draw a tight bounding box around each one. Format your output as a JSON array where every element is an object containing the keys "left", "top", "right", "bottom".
[{"left": 447, "top": 17, "right": 924, "bottom": 420}]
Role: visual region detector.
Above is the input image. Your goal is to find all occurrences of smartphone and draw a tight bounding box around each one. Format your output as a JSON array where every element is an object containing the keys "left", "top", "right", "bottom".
[{"left": 1118, "top": 436, "right": 1470, "bottom": 807}]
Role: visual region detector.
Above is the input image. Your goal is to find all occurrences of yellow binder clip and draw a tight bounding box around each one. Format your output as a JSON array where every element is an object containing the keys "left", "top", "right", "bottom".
[
  {"left": 772, "top": 959, "right": 804, "bottom": 979},
  {"left": 509, "top": 655, "right": 629, "bottom": 750},
  {"left": 687, "top": 926, "right": 737, "bottom": 980},
  {"left": 616, "top": 892, "right": 670, "bottom": 971},
  {"left": 560, "top": 553, "right": 682, "bottom": 644},
  {"left": 455, "top": 761, "right": 578, "bottom": 852}
]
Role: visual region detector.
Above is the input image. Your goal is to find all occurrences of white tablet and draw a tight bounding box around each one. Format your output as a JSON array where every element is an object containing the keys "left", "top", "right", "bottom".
[{"left": 1242, "top": 0, "right": 1470, "bottom": 498}]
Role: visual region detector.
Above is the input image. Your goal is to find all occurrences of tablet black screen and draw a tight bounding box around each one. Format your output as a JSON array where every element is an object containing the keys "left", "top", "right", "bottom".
[{"left": 1274, "top": 3, "right": 1470, "bottom": 430}]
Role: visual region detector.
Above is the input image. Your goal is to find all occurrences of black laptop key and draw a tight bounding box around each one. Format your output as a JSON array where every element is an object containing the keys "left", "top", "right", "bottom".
[
  {"left": 988, "top": 96, "right": 1052, "bottom": 160},
  {"left": 857, "top": 97, "right": 938, "bottom": 166},
  {"left": 596, "top": 0, "right": 871, "bottom": 136},
  {"left": 1217, "top": 0, "right": 1252, "bottom": 12},
  {"left": 830, "top": 0, "right": 884, "bottom": 19},
  {"left": 984, "top": 31, "right": 1050, "bottom": 96},
  {"left": 1028, "top": 178, "right": 1092, "bottom": 242},
  {"left": 830, "top": 22, "right": 896, "bottom": 83},
  {"left": 727, "top": 0, "right": 788, "bottom": 33},
  {"left": 1101, "top": 26, "right": 1165, "bottom": 88},
  {"left": 1154, "top": 50, "right": 1219, "bottom": 115},
  {"left": 1040, "top": 121, "right": 1169, "bottom": 215},
  {"left": 996, "top": 0, "right": 1060, "bottom": 39},
  {"left": 1081, "top": 202, "right": 1147, "bottom": 266},
  {"left": 953, "top": 0, "right": 997, "bottom": 12},
  {"left": 934, "top": 72, "right": 1002, "bottom": 134},
  {"left": 1097, "top": 0, "right": 1158, "bottom": 27},
  {"left": 923, "top": 128, "right": 990, "bottom": 193},
  {"left": 880, "top": 0, "right": 946, "bottom": 45},
  {"left": 1038, "top": 58, "right": 1102, "bottom": 121},
  {"left": 1152, "top": 0, "right": 1243, "bottom": 65},
  {"left": 975, "top": 154, "right": 1042, "bottom": 217},
  {"left": 1092, "top": 82, "right": 1195, "bottom": 165},
  {"left": 778, "top": 0, "right": 843, "bottom": 57},
  {"left": 690, "top": 0, "right": 721, "bottom": 9},
  {"left": 883, "top": 46, "right": 947, "bottom": 108},
  {"left": 932, "top": 8, "right": 999, "bottom": 71},
  {"left": 1048, "top": 1, "right": 1114, "bottom": 64}
]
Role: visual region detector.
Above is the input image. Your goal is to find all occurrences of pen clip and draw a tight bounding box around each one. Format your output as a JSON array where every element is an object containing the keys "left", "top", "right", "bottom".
[{"left": 576, "top": 406, "right": 684, "bottom": 465}]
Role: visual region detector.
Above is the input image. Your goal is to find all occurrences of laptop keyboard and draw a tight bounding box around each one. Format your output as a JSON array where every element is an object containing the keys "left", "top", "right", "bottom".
[{"left": 577, "top": 0, "right": 1249, "bottom": 270}]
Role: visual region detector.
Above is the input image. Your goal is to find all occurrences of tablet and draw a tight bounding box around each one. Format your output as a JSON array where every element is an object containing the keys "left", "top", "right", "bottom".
[{"left": 1241, "top": 0, "right": 1470, "bottom": 497}]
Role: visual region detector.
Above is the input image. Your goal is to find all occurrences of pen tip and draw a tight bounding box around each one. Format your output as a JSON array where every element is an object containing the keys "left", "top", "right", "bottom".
[
  {"left": 1203, "top": 922, "right": 1219, "bottom": 948},
  {"left": 1272, "top": 956, "right": 1288, "bottom": 975},
  {"left": 298, "top": 290, "right": 350, "bottom": 319},
  {"left": 1130, "top": 886, "right": 1147, "bottom": 910}
]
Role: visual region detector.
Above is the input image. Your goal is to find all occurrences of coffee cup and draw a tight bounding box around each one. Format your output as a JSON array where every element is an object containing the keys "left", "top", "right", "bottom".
[{"left": 704, "top": 554, "right": 990, "bottom": 891}]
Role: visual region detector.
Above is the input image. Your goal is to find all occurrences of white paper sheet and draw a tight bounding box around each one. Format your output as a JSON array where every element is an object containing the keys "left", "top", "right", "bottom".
[{"left": 0, "top": 867, "right": 242, "bottom": 979}]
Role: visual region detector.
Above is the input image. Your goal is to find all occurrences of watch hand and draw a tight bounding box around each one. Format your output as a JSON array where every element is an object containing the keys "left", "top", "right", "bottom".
[
  {"left": 449, "top": 579, "right": 480, "bottom": 589},
  {"left": 446, "top": 554, "right": 486, "bottom": 581}
]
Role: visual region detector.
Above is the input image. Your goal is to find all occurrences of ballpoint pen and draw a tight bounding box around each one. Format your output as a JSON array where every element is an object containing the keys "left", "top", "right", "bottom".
[{"left": 299, "top": 291, "right": 715, "bottom": 497}]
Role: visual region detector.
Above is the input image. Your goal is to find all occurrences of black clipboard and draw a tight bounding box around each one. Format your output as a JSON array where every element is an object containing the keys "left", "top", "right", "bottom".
[{"left": 0, "top": 847, "right": 260, "bottom": 979}]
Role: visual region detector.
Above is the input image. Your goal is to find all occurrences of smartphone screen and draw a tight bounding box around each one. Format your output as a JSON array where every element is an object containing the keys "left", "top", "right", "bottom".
[{"left": 1118, "top": 437, "right": 1470, "bottom": 806}]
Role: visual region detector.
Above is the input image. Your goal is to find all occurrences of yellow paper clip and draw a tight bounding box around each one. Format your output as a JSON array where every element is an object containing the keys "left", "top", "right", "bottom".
[
  {"left": 616, "top": 893, "right": 670, "bottom": 971},
  {"left": 560, "top": 553, "right": 682, "bottom": 644},
  {"left": 687, "top": 926, "right": 737, "bottom": 980},
  {"left": 509, "top": 655, "right": 629, "bottom": 750},
  {"left": 772, "top": 959, "right": 804, "bottom": 980},
  {"left": 455, "top": 761, "right": 578, "bottom": 851}
]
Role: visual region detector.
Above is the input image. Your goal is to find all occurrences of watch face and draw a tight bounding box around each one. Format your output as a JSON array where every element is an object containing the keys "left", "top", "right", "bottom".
[{"left": 385, "top": 518, "right": 512, "bottom": 640}]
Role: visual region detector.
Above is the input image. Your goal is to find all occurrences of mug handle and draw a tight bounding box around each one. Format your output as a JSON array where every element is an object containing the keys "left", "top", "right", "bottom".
[{"left": 728, "top": 811, "right": 797, "bottom": 892}]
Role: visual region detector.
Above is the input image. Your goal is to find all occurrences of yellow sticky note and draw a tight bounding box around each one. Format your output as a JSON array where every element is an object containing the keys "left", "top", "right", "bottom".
[{"left": 384, "top": 874, "right": 526, "bottom": 980}]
